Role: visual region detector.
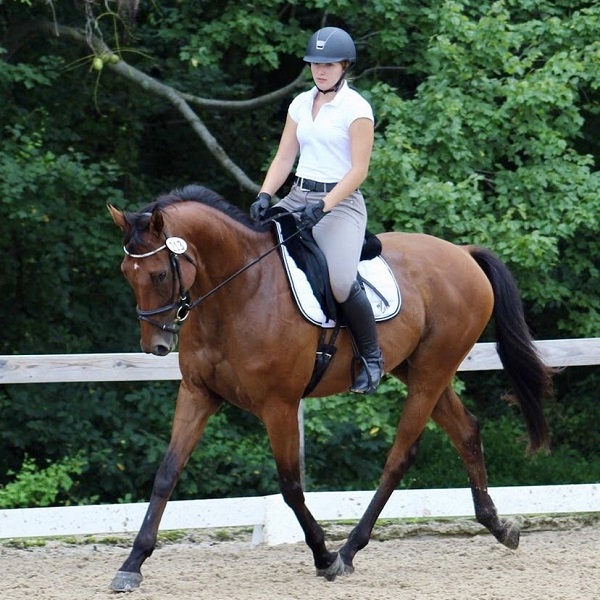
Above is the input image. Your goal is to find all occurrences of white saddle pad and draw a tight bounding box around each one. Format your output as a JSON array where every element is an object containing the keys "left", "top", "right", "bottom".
[{"left": 276, "top": 223, "right": 401, "bottom": 328}]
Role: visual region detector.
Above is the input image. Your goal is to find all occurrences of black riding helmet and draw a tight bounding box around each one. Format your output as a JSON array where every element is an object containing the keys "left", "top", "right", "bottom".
[{"left": 303, "top": 27, "right": 356, "bottom": 64}]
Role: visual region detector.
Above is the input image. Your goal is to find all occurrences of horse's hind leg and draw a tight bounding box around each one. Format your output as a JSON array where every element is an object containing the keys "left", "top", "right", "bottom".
[
  {"left": 336, "top": 367, "right": 454, "bottom": 574},
  {"left": 431, "top": 386, "right": 520, "bottom": 549}
]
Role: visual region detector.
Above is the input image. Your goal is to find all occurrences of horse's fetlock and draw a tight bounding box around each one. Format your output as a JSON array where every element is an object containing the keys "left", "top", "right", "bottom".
[
  {"left": 315, "top": 551, "right": 338, "bottom": 571},
  {"left": 475, "top": 509, "right": 496, "bottom": 528},
  {"left": 347, "top": 527, "right": 370, "bottom": 552}
]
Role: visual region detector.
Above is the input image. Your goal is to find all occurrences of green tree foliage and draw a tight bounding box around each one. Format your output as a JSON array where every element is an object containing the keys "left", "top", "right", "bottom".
[
  {"left": 0, "top": 454, "right": 86, "bottom": 509},
  {"left": 366, "top": 2, "right": 600, "bottom": 336},
  {"left": 0, "top": 0, "right": 597, "bottom": 506}
]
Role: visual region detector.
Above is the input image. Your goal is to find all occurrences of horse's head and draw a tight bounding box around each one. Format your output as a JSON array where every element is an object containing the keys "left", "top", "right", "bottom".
[{"left": 109, "top": 204, "right": 197, "bottom": 356}]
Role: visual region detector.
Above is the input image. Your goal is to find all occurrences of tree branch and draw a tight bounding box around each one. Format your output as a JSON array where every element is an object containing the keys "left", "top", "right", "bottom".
[
  {"left": 181, "top": 71, "right": 308, "bottom": 111},
  {"left": 11, "top": 20, "right": 302, "bottom": 194}
]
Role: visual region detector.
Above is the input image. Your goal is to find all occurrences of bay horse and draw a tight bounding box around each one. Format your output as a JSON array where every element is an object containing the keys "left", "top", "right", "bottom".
[{"left": 108, "top": 184, "right": 552, "bottom": 592}]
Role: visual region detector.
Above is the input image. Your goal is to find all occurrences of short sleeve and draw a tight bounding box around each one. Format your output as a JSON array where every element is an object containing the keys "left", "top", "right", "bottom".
[{"left": 344, "top": 93, "right": 374, "bottom": 128}]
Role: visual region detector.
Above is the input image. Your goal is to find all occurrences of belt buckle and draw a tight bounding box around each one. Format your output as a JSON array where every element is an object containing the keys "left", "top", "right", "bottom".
[{"left": 298, "top": 177, "right": 311, "bottom": 192}]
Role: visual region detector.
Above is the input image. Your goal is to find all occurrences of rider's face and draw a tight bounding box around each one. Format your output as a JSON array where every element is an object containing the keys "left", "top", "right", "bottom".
[{"left": 310, "top": 62, "right": 344, "bottom": 89}]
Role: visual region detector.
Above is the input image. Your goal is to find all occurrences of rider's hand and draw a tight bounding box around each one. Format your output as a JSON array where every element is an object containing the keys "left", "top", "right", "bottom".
[
  {"left": 300, "top": 200, "right": 327, "bottom": 230},
  {"left": 250, "top": 192, "right": 271, "bottom": 220}
]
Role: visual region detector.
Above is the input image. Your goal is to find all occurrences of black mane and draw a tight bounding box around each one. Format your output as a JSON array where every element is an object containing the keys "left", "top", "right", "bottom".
[{"left": 123, "top": 184, "right": 270, "bottom": 249}]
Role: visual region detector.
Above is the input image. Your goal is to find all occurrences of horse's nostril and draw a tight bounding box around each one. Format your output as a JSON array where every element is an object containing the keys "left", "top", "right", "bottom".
[{"left": 153, "top": 344, "right": 170, "bottom": 356}]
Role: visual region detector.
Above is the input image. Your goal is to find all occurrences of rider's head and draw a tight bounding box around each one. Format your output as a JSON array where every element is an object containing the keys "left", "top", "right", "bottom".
[{"left": 303, "top": 27, "right": 356, "bottom": 93}]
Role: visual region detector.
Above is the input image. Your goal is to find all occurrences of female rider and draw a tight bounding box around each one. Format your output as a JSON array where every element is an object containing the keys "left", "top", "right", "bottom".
[{"left": 250, "top": 27, "right": 383, "bottom": 394}]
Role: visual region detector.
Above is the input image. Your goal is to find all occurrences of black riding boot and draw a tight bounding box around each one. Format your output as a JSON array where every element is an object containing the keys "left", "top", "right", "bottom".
[{"left": 339, "top": 280, "right": 384, "bottom": 394}]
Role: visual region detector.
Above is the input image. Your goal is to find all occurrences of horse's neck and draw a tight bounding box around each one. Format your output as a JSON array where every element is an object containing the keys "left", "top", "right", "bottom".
[
  {"left": 177, "top": 211, "right": 308, "bottom": 398},
  {"left": 187, "top": 216, "right": 277, "bottom": 302}
]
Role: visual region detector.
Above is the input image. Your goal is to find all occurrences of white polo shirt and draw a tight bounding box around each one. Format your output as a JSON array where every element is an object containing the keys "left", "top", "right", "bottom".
[{"left": 288, "top": 81, "right": 374, "bottom": 183}]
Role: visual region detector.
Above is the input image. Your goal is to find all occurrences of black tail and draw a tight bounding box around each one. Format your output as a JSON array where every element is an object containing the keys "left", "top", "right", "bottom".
[{"left": 469, "top": 247, "right": 552, "bottom": 452}]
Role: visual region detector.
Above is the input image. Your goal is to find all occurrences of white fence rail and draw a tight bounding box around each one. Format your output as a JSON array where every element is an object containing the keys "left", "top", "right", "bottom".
[
  {"left": 0, "top": 338, "right": 598, "bottom": 544},
  {"left": 0, "top": 485, "right": 598, "bottom": 545},
  {"left": 1, "top": 338, "right": 599, "bottom": 384}
]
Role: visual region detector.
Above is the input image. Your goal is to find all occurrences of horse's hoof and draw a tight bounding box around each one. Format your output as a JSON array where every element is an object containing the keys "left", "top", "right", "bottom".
[
  {"left": 498, "top": 518, "right": 520, "bottom": 550},
  {"left": 316, "top": 553, "right": 354, "bottom": 582},
  {"left": 110, "top": 570, "right": 143, "bottom": 592}
]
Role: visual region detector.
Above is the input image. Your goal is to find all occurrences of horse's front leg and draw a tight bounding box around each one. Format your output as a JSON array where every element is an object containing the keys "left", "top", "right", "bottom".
[
  {"left": 110, "top": 381, "right": 221, "bottom": 592},
  {"left": 263, "top": 403, "right": 345, "bottom": 580}
]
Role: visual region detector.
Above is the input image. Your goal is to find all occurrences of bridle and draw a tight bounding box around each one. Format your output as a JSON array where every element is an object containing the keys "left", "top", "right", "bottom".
[
  {"left": 123, "top": 216, "right": 304, "bottom": 334},
  {"left": 124, "top": 235, "right": 195, "bottom": 335}
]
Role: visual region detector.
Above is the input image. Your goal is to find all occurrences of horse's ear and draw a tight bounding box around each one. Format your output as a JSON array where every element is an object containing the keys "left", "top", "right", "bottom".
[
  {"left": 148, "top": 210, "right": 164, "bottom": 237},
  {"left": 108, "top": 204, "right": 127, "bottom": 231}
]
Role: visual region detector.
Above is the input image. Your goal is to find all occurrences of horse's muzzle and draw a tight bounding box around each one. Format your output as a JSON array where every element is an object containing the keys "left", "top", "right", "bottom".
[{"left": 141, "top": 331, "right": 178, "bottom": 356}]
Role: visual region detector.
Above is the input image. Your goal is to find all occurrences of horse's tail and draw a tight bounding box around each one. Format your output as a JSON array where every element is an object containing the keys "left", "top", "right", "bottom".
[{"left": 468, "top": 246, "right": 553, "bottom": 453}]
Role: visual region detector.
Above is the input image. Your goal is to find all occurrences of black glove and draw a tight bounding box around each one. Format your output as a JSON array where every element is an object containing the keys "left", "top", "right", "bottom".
[
  {"left": 250, "top": 192, "right": 271, "bottom": 220},
  {"left": 300, "top": 200, "right": 327, "bottom": 230}
]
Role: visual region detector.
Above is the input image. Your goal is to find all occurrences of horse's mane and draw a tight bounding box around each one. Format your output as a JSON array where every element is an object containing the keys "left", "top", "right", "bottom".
[{"left": 123, "top": 184, "right": 271, "bottom": 249}]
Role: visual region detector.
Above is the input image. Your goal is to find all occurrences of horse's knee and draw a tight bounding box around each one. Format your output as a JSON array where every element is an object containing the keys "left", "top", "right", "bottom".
[
  {"left": 462, "top": 410, "right": 480, "bottom": 435},
  {"left": 151, "top": 451, "right": 181, "bottom": 499}
]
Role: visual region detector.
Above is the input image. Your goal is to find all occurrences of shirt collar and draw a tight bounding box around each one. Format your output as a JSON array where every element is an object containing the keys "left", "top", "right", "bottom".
[{"left": 310, "top": 80, "right": 349, "bottom": 105}]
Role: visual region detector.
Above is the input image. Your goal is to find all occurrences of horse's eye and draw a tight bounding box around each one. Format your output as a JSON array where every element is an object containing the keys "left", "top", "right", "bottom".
[{"left": 153, "top": 270, "right": 168, "bottom": 283}]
